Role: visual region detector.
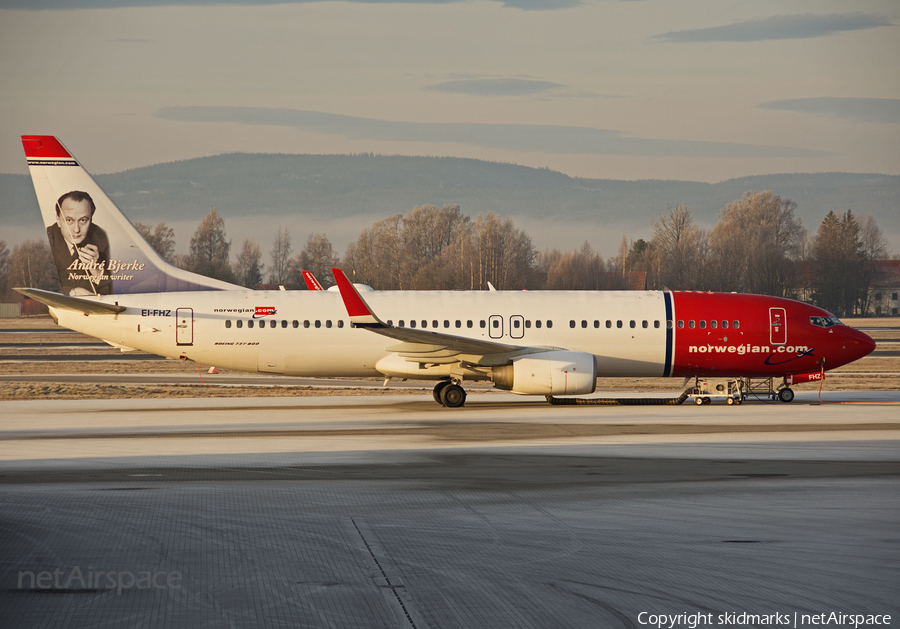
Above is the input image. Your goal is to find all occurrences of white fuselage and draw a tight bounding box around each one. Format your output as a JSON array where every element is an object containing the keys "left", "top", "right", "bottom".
[{"left": 55, "top": 289, "right": 671, "bottom": 379}]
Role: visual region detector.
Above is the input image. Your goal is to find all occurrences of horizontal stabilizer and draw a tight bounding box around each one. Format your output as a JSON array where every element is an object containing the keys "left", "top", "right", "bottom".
[{"left": 14, "top": 287, "right": 126, "bottom": 315}]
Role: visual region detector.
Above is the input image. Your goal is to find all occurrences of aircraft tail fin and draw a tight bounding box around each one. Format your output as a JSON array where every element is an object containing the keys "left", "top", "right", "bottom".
[{"left": 21, "top": 135, "right": 243, "bottom": 296}]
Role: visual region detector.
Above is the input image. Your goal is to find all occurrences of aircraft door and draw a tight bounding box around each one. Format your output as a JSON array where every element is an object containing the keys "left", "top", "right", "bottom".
[
  {"left": 489, "top": 315, "right": 504, "bottom": 339},
  {"left": 176, "top": 308, "right": 193, "bottom": 346},
  {"left": 769, "top": 307, "right": 786, "bottom": 345},
  {"left": 509, "top": 315, "right": 524, "bottom": 339}
]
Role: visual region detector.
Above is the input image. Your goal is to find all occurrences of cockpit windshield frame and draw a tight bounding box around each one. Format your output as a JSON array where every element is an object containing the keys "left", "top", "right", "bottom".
[{"left": 810, "top": 316, "right": 842, "bottom": 328}]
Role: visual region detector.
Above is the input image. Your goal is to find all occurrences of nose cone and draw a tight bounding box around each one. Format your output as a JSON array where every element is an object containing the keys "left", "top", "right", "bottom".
[{"left": 843, "top": 326, "right": 877, "bottom": 363}]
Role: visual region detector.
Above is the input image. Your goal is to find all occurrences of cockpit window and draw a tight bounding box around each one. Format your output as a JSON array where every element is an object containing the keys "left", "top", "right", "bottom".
[{"left": 810, "top": 316, "right": 842, "bottom": 328}]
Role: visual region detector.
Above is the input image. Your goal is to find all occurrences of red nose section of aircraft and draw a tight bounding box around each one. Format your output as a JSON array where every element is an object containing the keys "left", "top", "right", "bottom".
[
  {"left": 837, "top": 325, "right": 877, "bottom": 366},
  {"left": 669, "top": 292, "right": 876, "bottom": 378}
]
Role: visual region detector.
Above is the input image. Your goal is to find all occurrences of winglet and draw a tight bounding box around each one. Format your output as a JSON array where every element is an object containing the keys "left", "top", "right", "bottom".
[
  {"left": 331, "top": 268, "right": 382, "bottom": 326},
  {"left": 301, "top": 270, "right": 324, "bottom": 291}
]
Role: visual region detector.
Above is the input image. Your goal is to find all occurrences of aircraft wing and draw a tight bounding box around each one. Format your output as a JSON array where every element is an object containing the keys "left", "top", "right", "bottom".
[
  {"left": 15, "top": 287, "right": 126, "bottom": 315},
  {"left": 331, "top": 268, "right": 538, "bottom": 365}
]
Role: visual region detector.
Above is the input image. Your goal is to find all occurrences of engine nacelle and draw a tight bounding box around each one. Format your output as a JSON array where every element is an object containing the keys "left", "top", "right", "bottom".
[{"left": 492, "top": 351, "right": 597, "bottom": 396}]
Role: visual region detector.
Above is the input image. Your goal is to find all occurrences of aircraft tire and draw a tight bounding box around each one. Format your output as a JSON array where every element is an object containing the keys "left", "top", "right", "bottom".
[
  {"left": 433, "top": 381, "right": 451, "bottom": 405},
  {"left": 726, "top": 396, "right": 734, "bottom": 406},
  {"left": 694, "top": 397, "right": 703, "bottom": 406},
  {"left": 440, "top": 384, "right": 467, "bottom": 408},
  {"left": 778, "top": 388, "right": 795, "bottom": 403}
]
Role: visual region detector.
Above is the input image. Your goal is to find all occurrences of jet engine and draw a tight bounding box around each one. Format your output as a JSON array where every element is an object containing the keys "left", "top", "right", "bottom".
[{"left": 492, "top": 350, "right": 597, "bottom": 395}]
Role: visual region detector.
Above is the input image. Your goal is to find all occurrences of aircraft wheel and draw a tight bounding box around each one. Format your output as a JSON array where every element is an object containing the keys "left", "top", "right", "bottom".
[
  {"left": 694, "top": 396, "right": 704, "bottom": 406},
  {"left": 440, "top": 384, "right": 467, "bottom": 408},
  {"left": 778, "top": 388, "right": 795, "bottom": 403},
  {"left": 726, "top": 396, "right": 734, "bottom": 406},
  {"left": 433, "top": 381, "right": 451, "bottom": 405},
  {"left": 703, "top": 397, "right": 712, "bottom": 405}
]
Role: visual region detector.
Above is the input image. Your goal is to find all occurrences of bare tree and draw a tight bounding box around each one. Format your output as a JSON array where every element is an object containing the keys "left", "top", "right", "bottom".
[
  {"left": 186, "top": 208, "right": 234, "bottom": 282},
  {"left": 268, "top": 226, "right": 292, "bottom": 285},
  {"left": 134, "top": 221, "right": 176, "bottom": 263},
  {"left": 288, "top": 233, "right": 339, "bottom": 287},
  {"left": 544, "top": 242, "right": 605, "bottom": 290},
  {"left": 342, "top": 214, "right": 403, "bottom": 289},
  {"left": 401, "top": 205, "right": 466, "bottom": 288},
  {"left": 8, "top": 239, "right": 59, "bottom": 292},
  {"left": 234, "top": 238, "right": 264, "bottom": 288},
  {"left": 648, "top": 204, "right": 707, "bottom": 290},
  {"left": 708, "top": 191, "right": 802, "bottom": 296},
  {"left": 446, "top": 213, "right": 535, "bottom": 290},
  {"left": 0, "top": 240, "right": 9, "bottom": 298},
  {"left": 858, "top": 213, "right": 890, "bottom": 314}
]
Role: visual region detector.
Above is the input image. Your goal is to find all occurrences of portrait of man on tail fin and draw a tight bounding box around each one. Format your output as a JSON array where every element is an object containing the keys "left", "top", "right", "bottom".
[{"left": 47, "top": 190, "right": 113, "bottom": 296}]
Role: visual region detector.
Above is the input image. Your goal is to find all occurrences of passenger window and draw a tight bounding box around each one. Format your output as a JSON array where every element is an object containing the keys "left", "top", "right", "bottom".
[
  {"left": 399, "top": 320, "right": 405, "bottom": 327},
  {"left": 654, "top": 320, "right": 660, "bottom": 329},
  {"left": 492, "top": 319, "right": 499, "bottom": 328},
  {"left": 617, "top": 320, "right": 623, "bottom": 328},
  {"left": 722, "top": 320, "right": 729, "bottom": 329},
  {"left": 248, "top": 320, "right": 254, "bottom": 329},
  {"left": 481, "top": 320, "right": 486, "bottom": 328},
  {"left": 513, "top": 319, "right": 520, "bottom": 328},
  {"left": 606, "top": 320, "right": 612, "bottom": 328},
  {"left": 547, "top": 321, "right": 553, "bottom": 329},
  {"left": 315, "top": 320, "right": 321, "bottom": 328},
  {"left": 422, "top": 320, "right": 427, "bottom": 328},
  {"left": 433, "top": 320, "right": 439, "bottom": 328},
  {"left": 535, "top": 320, "right": 542, "bottom": 329},
  {"left": 582, "top": 320, "right": 588, "bottom": 328},
  {"left": 292, "top": 320, "right": 299, "bottom": 328},
  {"left": 225, "top": 320, "right": 231, "bottom": 328},
  {"left": 710, "top": 320, "right": 717, "bottom": 329},
  {"left": 630, "top": 320, "right": 636, "bottom": 328},
  {"left": 677, "top": 320, "right": 684, "bottom": 329},
  {"left": 642, "top": 320, "right": 648, "bottom": 329},
  {"left": 236, "top": 320, "right": 243, "bottom": 328},
  {"left": 699, "top": 320, "right": 706, "bottom": 329},
  {"left": 594, "top": 320, "right": 599, "bottom": 328},
  {"left": 270, "top": 320, "right": 276, "bottom": 328},
  {"left": 282, "top": 320, "right": 287, "bottom": 328},
  {"left": 444, "top": 320, "right": 450, "bottom": 328},
  {"left": 467, "top": 320, "right": 473, "bottom": 328},
  {"left": 667, "top": 320, "right": 673, "bottom": 329},
  {"left": 304, "top": 320, "right": 310, "bottom": 328},
  {"left": 338, "top": 320, "right": 344, "bottom": 328},
  {"left": 689, "top": 320, "right": 695, "bottom": 329},
  {"left": 525, "top": 320, "right": 531, "bottom": 329},
  {"left": 410, "top": 320, "right": 416, "bottom": 328},
  {"left": 733, "top": 320, "right": 740, "bottom": 329},
  {"left": 455, "top": 320, "right": 462, "bottom": 328},
  {"left": 570, "top": 320, "right": 576, "bottom": 328},
  {"left": 326, "top": 320, "right": 332, "bottom": 328}
]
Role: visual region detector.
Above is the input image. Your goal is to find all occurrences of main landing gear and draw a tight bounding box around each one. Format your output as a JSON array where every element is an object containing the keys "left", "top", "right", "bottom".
[{"left": 433, "top": 380, "right": 467, "bottom": 408}]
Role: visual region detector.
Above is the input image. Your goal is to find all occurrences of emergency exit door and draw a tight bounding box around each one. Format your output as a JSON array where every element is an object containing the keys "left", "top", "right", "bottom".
[
  {"left": 769, "top": 307, "right": 786, "bottom": 345},
  {"left": 176, "top": 308, "right": 193, "bottom": 346}
]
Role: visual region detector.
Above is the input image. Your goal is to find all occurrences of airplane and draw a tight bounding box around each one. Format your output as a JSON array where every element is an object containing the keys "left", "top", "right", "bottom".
[{"left": 15, "top": 135, "right": 876, "bottom": 407}]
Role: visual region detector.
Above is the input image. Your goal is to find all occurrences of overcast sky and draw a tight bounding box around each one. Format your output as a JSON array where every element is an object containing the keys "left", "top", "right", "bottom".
[{"left": 1, "top": 0, "right": 898, "bottom": 182}]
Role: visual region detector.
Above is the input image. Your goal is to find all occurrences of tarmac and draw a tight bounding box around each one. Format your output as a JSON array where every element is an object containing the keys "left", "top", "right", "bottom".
[{"left": 1, "top": 391, "right": 899, "bottom": 628}]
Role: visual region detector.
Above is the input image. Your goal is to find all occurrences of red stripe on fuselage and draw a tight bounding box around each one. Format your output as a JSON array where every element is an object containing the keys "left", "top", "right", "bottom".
[{"left": 669, "top": 292, "right": 872, "bottom": 377}]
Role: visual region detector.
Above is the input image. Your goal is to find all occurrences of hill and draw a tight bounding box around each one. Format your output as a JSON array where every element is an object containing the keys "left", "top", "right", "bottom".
[{"left": 2, "top": 154, "right": 897, "bottom": 254}]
